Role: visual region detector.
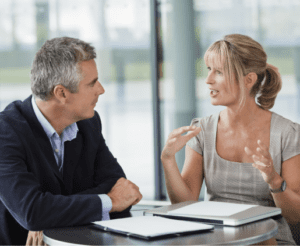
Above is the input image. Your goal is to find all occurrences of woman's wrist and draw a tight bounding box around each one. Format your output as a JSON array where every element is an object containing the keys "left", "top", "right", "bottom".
[
  {"left": 268, "top": 174, "right": 284, "bottom": 190},
  {"left": 161, "top": 155, "right": 176, "bottom": 167}
]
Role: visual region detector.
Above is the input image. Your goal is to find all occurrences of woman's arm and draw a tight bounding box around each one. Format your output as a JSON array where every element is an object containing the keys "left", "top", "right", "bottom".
[
  {"left": 246, "top": 140, "right": 300, "bottom": 224},
  {"left": 272, "top": 154, "right": 300, "bottom": 224},
  {"left": 161, "top": 126, "right": 203, "bottom": 204}
]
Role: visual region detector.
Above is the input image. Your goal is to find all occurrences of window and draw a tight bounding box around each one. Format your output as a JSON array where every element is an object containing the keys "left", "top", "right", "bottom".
[{"left": 0, "top": 0, "right": 154, "bottom": 199}]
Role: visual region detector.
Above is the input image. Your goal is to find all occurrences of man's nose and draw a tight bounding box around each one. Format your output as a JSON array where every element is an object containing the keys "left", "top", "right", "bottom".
[{"left": 97, "top": 81, "right": 105, "bottom": 95}]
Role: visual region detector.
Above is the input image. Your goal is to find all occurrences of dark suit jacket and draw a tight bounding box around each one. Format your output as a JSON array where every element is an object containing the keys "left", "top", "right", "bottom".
[{"left": 0, "top": 96, "right": 126, "bottom": 245}]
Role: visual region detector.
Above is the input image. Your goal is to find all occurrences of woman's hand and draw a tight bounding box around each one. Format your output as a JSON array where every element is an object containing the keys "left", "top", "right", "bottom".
[
  {"left": 245, "top": 140, "right": 279, "bottom": 185},
  {"left": 161, "top": 125, "right": 201, "bottom": 161},
  {"left": 26, "top": 231, "right": 45, "bottom": 246}
]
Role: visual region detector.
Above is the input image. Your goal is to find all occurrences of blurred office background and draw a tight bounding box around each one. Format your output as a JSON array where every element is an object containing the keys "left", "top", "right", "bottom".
[{"left": 1, "top": 0, "right": 300, "bottom": 201}]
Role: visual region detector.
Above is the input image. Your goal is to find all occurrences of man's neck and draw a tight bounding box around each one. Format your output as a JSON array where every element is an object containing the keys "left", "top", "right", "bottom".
[{"left": 35, "top": 97, "right": 74, "bottom": 136}]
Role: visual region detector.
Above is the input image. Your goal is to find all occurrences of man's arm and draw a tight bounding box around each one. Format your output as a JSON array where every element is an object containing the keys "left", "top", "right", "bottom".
[
  {"left": 75, "top": 112, "right": 142, "bottom": 212},
  {"left": 0, "top": 123, "right": 104, "bottom": 231}
]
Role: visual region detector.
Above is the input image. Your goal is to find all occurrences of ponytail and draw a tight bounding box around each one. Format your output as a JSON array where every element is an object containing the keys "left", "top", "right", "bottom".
[{"left": 255, "top": 65, "right": 282, "bottom": 110}]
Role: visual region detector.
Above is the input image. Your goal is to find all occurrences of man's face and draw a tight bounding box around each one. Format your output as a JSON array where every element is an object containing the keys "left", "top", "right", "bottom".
[{"left": 67, "top": 59, "right": 105, "bottom": 121}]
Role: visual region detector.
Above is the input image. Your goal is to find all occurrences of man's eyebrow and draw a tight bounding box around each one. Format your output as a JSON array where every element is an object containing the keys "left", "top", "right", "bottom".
[{"left": 88, "top": 77, "right": 98, "bottom": 85}]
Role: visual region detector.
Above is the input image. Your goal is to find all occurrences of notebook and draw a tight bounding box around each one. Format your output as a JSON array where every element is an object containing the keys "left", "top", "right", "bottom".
[
  {"left": 144, "top": 201, "right": 281, "bottom": 226},
  {"left": 93, "top": 216, "right": 214, "bottom": 240}
]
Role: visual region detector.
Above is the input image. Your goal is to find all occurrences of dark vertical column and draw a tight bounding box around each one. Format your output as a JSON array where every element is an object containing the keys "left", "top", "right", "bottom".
[
  {"left": 35, "top": 0, "right": 49, "bottom": 49},
  {"left": 150, "top": 0, "right": 166, "bottom": 200}
]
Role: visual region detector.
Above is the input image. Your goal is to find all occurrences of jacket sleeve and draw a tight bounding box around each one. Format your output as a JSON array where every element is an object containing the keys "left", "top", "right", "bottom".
[
  {"left": 0, "top": 122, "right": 104, "bottom": 231},
  {"left": 76, "top": 112, "right": 126, "bottom": 194}
]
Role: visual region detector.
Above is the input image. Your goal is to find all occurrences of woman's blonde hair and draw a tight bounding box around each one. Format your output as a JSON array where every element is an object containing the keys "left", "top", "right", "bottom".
[{"left": 204, "top": 34, "right": 282, "bottom": 110}]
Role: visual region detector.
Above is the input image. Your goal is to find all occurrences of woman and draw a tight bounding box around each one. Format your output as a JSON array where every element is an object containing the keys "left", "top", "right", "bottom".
[{"left": 161, "top": 34, "right": 300, "bottom": 245}]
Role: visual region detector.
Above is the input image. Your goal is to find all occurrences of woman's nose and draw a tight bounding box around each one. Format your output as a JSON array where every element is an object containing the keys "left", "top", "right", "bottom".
[{"left": 205, "top": 73, "right": 214, "bottom": 84}]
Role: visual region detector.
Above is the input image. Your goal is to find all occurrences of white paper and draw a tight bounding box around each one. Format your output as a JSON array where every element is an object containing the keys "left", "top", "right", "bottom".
[
  {"left": 168, "top": 201, "right": 256, "bottom": 217},
  {"left": 93, "top": 216, "right": 213, "bottom": 237}
]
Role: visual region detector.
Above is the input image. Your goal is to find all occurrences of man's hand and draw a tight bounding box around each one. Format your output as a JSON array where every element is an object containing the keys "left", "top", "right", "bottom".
[
  {"left": 26, "top": 231, "right": 45, "bottom": 246},
  {"left": 107, "top": 177, "right": 142, "bottom": 213}
]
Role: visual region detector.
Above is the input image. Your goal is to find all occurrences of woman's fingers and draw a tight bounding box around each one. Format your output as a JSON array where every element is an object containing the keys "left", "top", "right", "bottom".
[
  {"left": 170, "top": 125, "right": 200, "bottom": 138},
  {"left": 168, "top": 126, "right": 201, "bottom": 146},
  {"left": 162, "top": 126, "right": 201, "bottom": 160},
  {"left": 245, "top": 142, "right": 272, "bottom": 168},
  {"left": 257, "top": 140, "right": 271, "bottom": 158},
  {"left": 244, "top": 146, "right": 253, "bottom": 156},
  {"left": 252, "top": 155, "right": 271, "bottom": 167},
  {"left": 183, "top": 127, "right": 201, "bottom": 141}
]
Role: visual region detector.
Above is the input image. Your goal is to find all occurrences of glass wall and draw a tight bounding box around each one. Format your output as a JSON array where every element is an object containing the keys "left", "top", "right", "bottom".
[
  {"left": 158, "top": 0, "right": 300, "bottom": 200},
  {"left": 1, "top": 0, "right": 300, "bottom": 201},
  {"left": 194, "top": 0, "right": 300, "bottom": 122},
  {"left": 0, "top": 0, "right": 154, "bottom": 199}
]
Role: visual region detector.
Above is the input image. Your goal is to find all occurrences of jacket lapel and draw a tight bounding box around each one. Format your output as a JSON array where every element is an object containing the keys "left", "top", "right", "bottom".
[
  {"left": 62, "top": 131, "right": 83, "bottom": 194},
  {"left": 19, "top": 96, "right": 63, "bottom": 182}
]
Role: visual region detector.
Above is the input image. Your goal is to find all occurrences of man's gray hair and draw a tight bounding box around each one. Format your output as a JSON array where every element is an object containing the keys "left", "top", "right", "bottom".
[{"left": 31, "top": 37, "right": 96, "bottom": 100}]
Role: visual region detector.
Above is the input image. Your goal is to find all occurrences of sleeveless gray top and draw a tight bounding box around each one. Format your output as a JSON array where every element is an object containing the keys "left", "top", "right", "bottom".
[{"left": 187, "top": 112, "right": 300, "bottom": 245}]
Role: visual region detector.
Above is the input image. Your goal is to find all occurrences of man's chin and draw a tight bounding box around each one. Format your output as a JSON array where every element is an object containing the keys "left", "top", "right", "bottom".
[
  {"left": 76, "top": 111, "right": 95, "bottom": 122},
  {"left": 86, "top": 110, "right": 95, "bottom": 119}
]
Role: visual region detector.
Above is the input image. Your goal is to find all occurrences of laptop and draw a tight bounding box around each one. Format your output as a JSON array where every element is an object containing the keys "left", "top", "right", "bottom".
[{"left": 144, "top": 201, "right": 281, "bottom": 226}]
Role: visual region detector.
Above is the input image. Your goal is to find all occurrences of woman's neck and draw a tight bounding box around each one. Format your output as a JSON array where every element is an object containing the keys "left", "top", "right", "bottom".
[{"left": 220, "top": 98, "right": 266, "bottom": 128}]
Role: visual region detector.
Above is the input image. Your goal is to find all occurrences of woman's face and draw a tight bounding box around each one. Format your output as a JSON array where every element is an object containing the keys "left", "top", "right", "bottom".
[{"left": 205, "top": 57, "right": 241, "bottom": 108}]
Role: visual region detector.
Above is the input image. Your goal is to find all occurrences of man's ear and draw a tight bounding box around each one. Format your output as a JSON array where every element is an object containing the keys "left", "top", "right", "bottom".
[
  {"left": 53, "top": 85, "right": 68, "bottom": 104},
  {"left": 244, "top": 72, "right": 257, "bottom": 90}
]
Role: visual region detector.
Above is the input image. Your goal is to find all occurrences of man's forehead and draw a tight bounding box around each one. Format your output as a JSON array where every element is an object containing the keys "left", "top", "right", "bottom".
[{"left": 79, "top": 60, "right": 98, "bottom": 79}]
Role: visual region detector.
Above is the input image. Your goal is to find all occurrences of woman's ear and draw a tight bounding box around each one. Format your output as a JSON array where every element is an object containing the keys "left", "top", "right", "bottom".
[{"left": 244, "top": 72, "right": 257, "bottom": 90}]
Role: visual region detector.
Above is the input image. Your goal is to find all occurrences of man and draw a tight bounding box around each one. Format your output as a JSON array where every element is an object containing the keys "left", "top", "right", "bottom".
[{"left": 0, "top": 37, "right": 142, "bottom": 245}]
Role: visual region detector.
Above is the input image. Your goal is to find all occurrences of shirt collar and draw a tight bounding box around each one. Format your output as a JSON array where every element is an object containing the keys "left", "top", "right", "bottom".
[{"left": 31, "top": 96, "right": 78, "bottom": 141}]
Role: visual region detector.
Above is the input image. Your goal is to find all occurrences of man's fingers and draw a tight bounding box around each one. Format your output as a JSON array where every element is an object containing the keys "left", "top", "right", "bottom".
[
  {"left": 109, "top": 178, "right": 143, "bottom": 212},
  {"left": 132, "top": 192, "right": 143, "bottom": 205},
  {"left": 38, "top": 231, "right": 44, "bottom": 246},
  {"left": 25, "top": 231, "right": 44, "bottom": 246},
  {"left": 34, "top": 232, "right": 38, "bottom": 246},
  {"left": 25, "top": 234, "right": 32, "bottom": 246}
]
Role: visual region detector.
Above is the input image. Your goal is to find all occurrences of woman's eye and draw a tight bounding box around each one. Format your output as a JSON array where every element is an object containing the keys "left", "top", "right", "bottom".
[
  {"left": 207, "top": 67, "right": 211, "bottom": 71},
  {"left": 216, "top": 70, "right": 222, "bottom": 75}
]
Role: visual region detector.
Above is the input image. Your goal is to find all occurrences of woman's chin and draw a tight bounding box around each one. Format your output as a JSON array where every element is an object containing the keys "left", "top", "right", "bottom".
[{"left": 210, "top": 99, "right": 221, "bottom": 106}]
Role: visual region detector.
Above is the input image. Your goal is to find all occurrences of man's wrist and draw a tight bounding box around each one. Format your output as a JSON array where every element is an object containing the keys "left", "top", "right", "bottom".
[{"left": 99, "top": 194, "right": 112, "bottom": 220}]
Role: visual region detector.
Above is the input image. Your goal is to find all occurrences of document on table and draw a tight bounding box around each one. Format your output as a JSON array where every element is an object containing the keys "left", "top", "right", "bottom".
[
  {"left": 145, "top": 201, "right": 281, "bottom": 226},
  {"left": 93, "top": 216, "right": 214, "bottom": 240},
  {"left": 168, "top": 201, "right": 256, "bottom": 217}
]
